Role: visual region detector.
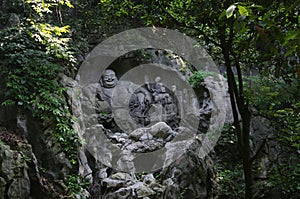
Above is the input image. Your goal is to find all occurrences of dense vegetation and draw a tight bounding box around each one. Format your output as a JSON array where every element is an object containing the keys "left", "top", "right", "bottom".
[{"left": 0, "top": 0, "right": 299, "bottom": 198}]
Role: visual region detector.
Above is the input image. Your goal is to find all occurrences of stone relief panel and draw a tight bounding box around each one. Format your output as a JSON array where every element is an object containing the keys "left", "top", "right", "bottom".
[
  {"left": 128, "top": 76, "right": 180, "bottom": 129},
  {"left": 93, "top": 65, "right": 212, "bottom": 157},
  {"left": 75, "top": 28, "right": 228, "bottom": 198}
]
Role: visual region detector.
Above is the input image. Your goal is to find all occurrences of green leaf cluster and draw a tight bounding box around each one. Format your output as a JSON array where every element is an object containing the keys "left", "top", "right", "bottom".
[
  {"left": 245, "top": 77, "right": 299, "bottom": 110},
  {"left": 0, "top": 0, "right": 79, "bottom": 163},
  {"left": 274, "top": 102, "right": 300, "bottom": 152},
  {"left": 188, "top": 71, "right": 204, "bottom": 88},
  {"left": 216, "top": 164, "right": 244, "bottom": 198},
  {"left": 65, "top": 174, "right": 90, "bottom": 197}
]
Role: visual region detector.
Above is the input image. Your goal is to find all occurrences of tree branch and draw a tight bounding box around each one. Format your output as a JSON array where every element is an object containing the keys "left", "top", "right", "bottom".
[{"left": 163, "top": 10, "right": 221, "bottom": 47}]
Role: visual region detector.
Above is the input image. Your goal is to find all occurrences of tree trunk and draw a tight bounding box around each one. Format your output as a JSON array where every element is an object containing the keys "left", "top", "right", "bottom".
[
  {"left": 220, "top": 33, "right": 254, "bottom": 199},
  {"left": 241, "top": 111, "right": 253, "bottom": 199}
]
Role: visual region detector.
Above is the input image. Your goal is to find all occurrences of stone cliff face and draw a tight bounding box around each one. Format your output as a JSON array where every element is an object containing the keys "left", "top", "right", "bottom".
[
  {"left": 0, "top": 121, "right": 83, "bottom": 198},
  {"left": 0, "top": 46, "right": 228, "bottom": 198},
  {"left": 0, "top": 84, "right": 83, "bottom": 198},
  {"left": 0, "top": 131, "right": 30, "bottom": 199},
  {"left": 0, "top": 75, "right": 285, "bottom": 198},
  {"left": 0, "top": 43, "right": 285, "bottom": 198},
  {"left": 60, "top": 46, "right": 225, "bottom": 198}
]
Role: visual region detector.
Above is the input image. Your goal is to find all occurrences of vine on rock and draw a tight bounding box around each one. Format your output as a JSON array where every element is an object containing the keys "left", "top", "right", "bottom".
[{"left": 0, "top": 0, "right": 79, "bottom": 164}]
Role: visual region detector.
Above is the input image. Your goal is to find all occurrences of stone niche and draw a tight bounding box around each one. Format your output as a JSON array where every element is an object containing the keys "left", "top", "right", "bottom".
[
  {"left": 83, "top": 49, "right": 213, "bottom": 159},
  {"left": 75, "top": 49, "right": 226, "bottom": 198}
]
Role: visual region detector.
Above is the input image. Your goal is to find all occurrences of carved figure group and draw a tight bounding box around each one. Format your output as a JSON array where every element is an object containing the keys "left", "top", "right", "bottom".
[{"left": 96, "top": 69, "right": 180, "bottom": 128}]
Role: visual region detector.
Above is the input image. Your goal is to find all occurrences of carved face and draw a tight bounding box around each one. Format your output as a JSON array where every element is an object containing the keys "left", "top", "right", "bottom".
[
  {"left": 101, "top": 69, "right": 118, "bottom": 88},
  {"left": 171, "top": 85, "right": 176, "bottom": 92},
  {"left": 155, "top": 76, "right": 161, "bottom": 83},
  {"left": 161, "top": 85, "right": 166, "bottom": 93}
]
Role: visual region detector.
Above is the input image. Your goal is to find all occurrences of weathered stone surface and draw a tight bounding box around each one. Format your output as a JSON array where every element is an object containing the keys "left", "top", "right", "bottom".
[
  {"left": 0, "top": 141, "right": 30, "bottom": 199},
  {"left": 62, "top": 50, "right": 218, "bottom": 198},
  {"left": 111, "top": 181, "right": 156, "bottom": 198},
  {"left": 102, "top": 178, "right": 125, "bottom": 188},
  {"left": 162, "top": 149, "right": 214, "bottom": 199},
  {"left": 43, "top": 127, "right": 72, "bottom": 179},
  {"left": 142, "top": 173, "right": 164, "bottom": 193},
  {"left": 129, "top": 128, "right": 147, "bottom": 141},
  {"left": 106, "top": 188, "right": 131, "bottom": 199},
  {"left": 140, "top": 133, "right": 153, "bottom": 141},
  {"left": 149, "top": 122, "right": 173, "bottom": 139},
  {"left": 124, "top": 139, "right": 164, "bottom": 153},
  {"left": 109, "top": 133, "right": 128, "bottom": 143},
  {"left": 132, "top": 182, "right": 156, "bottom": 198},
  {"left": 142, "top": 174, "right": 156, "bottom": 185},
  {"left": 124, "top": 122, "right": 174, "bottom": 152},
  {"left": 116, "top": 150, "right": 135, "bottom": 173},
  {"left": 0, "top": 177, "right": 6, "bottom": 195},
  {"left": 250, "top": 115, "right": 289, "bottom": 181},
  {"left": 111, "top": 172, "right": 132, "bottom": 181}
]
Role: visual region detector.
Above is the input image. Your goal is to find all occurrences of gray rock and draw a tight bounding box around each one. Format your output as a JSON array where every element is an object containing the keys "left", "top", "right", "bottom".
[
  {"left": 97, "top": 168, "right": 108, "bottom": 179},
  {"left": 151, "top": 184, "right": 164, "bottom": 193},
  {"left": 162, "top": 149, "right": 214, "bottom": 198},
  {"left": 142, "top": 174, "right": 156, "bottom": 185},
  {"left": 0, "top": 141, "right": 30, "bottom": 199},
  {"left": 102, "top": 178, "right": 124, "bottom": 188},
  {"left": 0, "top": 177, "right": 6, "bottom": 196},
  {"left": 119, "top": 181, "right": 156, "bottom": 198},
  {"left": 110, "top": 133, "right": 128, "bottom": 143},
  {"left": 123, "top": 141, "right": 144, "bottom": 151},
  {"left": 142, "top": 174, "right": 164, "bottom": 192},
  {"left": 140, "top": 133, "right": 153, "bottom": 141},
  {"left": 113, "top": 108, "right": 136, "bottom": 133},
  {"left": 60, "top": 49, "right": 219, "bottom": 199},
  {"left": 116, "top": 150, "right": 135, "bottom": 173},
  {"left": 111, "top": 172, "right": 132, "bottom": 181},
  {"left": 132, "top": 182, "right": 156, "bottom": 198},
  {"left": 44, "top": 128, "right": 72, "bottom": 178},
  {"left": 129, "top": 122, "right": 173, "bottom": 141},
  {"left": 123, "top": 139, "right": 164, "bottom": 152},
  {"left": 149, "top": 122, "right": 173, "bottom": 139},
  {"left": 129, "top": 128, "right": 147, "bottom": 141},
  {"left": 8, "top": 177, "right": 30, "bottom": 199},
  {"left": 109, "top": 188, "right": 132, "bottom": 198}
]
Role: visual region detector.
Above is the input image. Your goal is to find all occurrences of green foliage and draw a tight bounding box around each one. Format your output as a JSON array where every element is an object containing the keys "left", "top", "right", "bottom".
[
  {"left": 274, "top": 102, "right": 300, "bottom": 150},
  {"left": 1, "top": 0, "right": 299, "bottom": 198},
  {"left": 245, "top": 77, "right": 299, "bottom": 110},
  {"left": 14, "top": 154, "right": 31, "bottom": 170},
  {"left": 252, "top": 1, "right": 299, "bottom": 79},
  {"left": 65, "top": 174, "right": 90, "bottom": 197},
  {"left": 268, "top": 160, "right": 300, "bottom": 196},
  {"left": 272, "top": 101, "right": 300, "bottom": 197},
  {"left": 189, "top": 70, "right": 219, "bottom": 88},
  {"left": 96, "top": 2, "right": 299, "bottom": 198},
  {"left": 244, "top": 75, "right": 300, "bottom": 196},
  {"left": 245, "top": 76, "right": 300, "bottom": 196},
  {"left": 214, "top": 125, "right": 244, "bottom": 197},
  {"left": 216, "top": 164, "right": 244, "bottom": 198},
  {"left": 226, "top": 3, "right": 252, "bottom": 19},
  {"left": 0, "top": 0, "right": 79, "bottom": 163},
  {"left": 188, "top": 71, "right": 204, "bottom": 88},
  {"left": 66, "top": 0, "right": 144, "bottom": 55}
]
